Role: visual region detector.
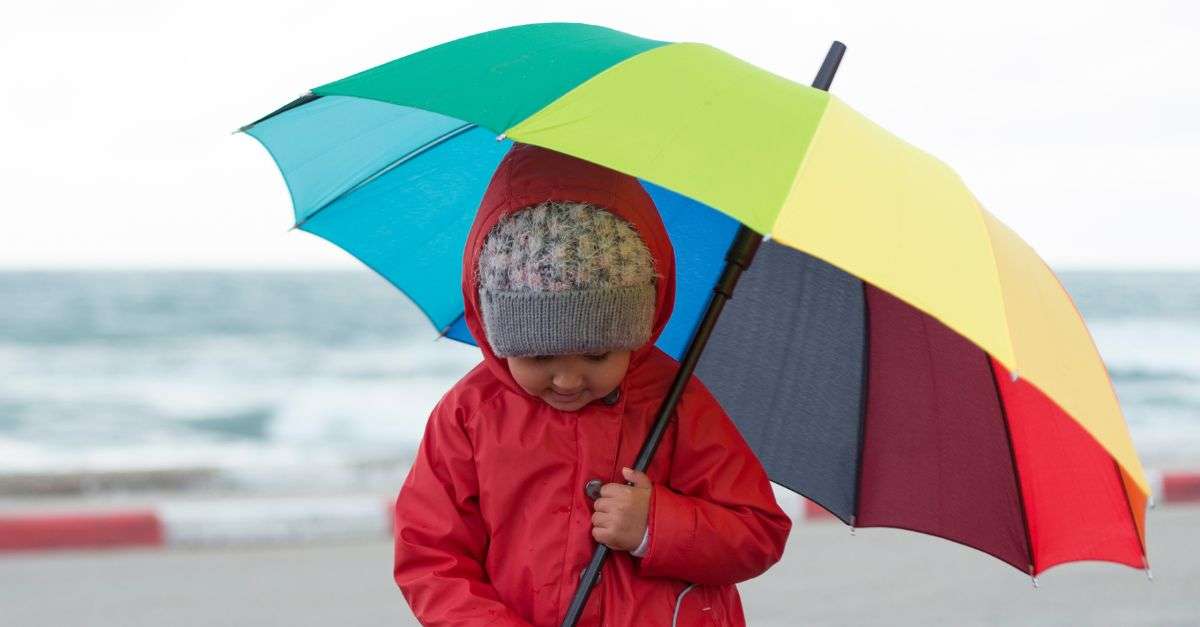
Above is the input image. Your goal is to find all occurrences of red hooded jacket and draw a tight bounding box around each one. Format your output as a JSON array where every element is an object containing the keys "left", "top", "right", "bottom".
[{"left": 393, "top": 143, "right": 792, "bottom": 626}]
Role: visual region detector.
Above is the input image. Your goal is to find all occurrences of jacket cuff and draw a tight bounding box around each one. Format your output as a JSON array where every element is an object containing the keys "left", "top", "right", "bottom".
[
  {"left": 630, "top": 527, "right": 650, "bottom": 557},
  {"left": 635, "top": 484, "right": 696, "bottom": 576}
]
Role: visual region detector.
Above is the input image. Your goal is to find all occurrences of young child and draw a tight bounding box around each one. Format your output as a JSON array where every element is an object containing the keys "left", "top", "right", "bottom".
[{"left": 393, "top": 143, "right": 791, "bottom": 626}]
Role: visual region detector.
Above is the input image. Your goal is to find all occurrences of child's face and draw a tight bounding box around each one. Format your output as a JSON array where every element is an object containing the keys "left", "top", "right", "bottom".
[{"left": 507, "top": 351, "right": 632, "bottom": 412}]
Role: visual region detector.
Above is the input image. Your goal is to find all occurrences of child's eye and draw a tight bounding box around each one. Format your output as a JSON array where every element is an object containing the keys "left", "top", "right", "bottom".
[
  {"left": 586, "top": 352, "right": 610, "bottom": 362},
  {"left": 533, "top": 355, "right": 553, "bottom": 362}
]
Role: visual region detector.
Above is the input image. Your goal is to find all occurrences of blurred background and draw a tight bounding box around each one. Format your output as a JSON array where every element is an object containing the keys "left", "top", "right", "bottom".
[{"left": 2, "top": 0, "right": 1197, "bottom": 625}]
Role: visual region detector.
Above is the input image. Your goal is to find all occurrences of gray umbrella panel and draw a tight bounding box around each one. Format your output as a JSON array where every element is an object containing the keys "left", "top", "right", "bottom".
[{"left": 696, "top": 242, "right": 867, "bottom": 522}]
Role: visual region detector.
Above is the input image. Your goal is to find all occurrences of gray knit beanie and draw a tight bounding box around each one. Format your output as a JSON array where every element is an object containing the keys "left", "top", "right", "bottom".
[{"left": 477, "top": 201, "right": 657, "bottom": 358}]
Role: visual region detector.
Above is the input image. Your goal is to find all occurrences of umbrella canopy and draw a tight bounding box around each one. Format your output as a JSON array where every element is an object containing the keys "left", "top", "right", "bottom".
[{"left": 240, "top": 22, "right": 1148, "bottom": 576}]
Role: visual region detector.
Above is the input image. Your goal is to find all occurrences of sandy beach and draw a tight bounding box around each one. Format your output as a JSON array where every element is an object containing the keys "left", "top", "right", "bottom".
[{"left": 2, "top": 504, "right": 1195, "bottom": 626}]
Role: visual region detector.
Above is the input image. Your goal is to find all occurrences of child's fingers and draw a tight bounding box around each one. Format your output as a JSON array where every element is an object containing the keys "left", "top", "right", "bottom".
[
  {"left": 591, "top": 510, "right": 610, "bottom": 527},
  {"left": 621, "top": 467, "right": 652, "bottom": 488},
  {"left": 599, "top": 482, "right": 631, "bottom": 499},
  {"left": 592, "top": 497, "right": 615, "bottom": 513}
]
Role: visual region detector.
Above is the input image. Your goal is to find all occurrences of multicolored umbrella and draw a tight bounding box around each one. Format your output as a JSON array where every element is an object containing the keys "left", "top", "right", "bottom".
[{"left": 239, "top": 22, "right": 1148, "bottom": 583}]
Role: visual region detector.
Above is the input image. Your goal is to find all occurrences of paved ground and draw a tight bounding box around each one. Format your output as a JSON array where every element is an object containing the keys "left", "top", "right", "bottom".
[{"left": 2, "top": 505, "right": 1196, "bottom": 626}]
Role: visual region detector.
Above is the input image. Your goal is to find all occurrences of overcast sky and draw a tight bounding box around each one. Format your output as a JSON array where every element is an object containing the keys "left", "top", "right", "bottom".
[{"left": 2, "top": 0, "right": 1197, "bottom": 270}]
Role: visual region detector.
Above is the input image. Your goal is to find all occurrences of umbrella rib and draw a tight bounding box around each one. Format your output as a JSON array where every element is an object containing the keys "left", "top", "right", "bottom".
[
  {"left": 293, "top": 121, "right": 480, "bottom": 230},
  {"left": 989, "top": 355, "right": 1037, "bottom": 576},
  {"left": 1112, "top": 459, "right": 1149, "bottom": 566},
  {"left": 972, "top": 200, "right": 1019, "bottom": 376},
  {"left": 236, "top": 92, "right": 323, "bottom": 134},
  {"left": 850, "top": 280, "right": 871, "bottom": 527}
]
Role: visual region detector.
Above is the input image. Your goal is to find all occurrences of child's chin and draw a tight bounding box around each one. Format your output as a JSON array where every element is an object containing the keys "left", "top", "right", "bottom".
[{"left": 543, "top": 395, "right": 591, "bottom": 412}]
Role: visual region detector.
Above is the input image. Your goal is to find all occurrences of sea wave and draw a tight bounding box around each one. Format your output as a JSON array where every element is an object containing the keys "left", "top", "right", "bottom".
[{"left": 1, "top": 270, "right": 1197, "bottom": 489}]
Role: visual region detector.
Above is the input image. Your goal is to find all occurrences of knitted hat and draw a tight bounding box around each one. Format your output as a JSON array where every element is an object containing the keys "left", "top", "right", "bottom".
[{"left": 477, "top": 200, "right": 657, "bottom": 357}]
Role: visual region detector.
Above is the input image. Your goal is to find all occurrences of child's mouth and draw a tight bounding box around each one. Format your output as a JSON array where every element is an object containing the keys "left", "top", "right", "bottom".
[{"left": 549, "top": 389, "right": 584, "bottom": 402}]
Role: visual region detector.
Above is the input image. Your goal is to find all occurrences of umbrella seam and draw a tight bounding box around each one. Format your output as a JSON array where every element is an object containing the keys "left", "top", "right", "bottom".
[
  {"left": 919, "top": 310, "right": 947, "bottom": 530},
  {"left": 851, "top": 280, "right": 870, "bottom": 526},
  {"left": 1112, "top": 459, "right": 1148, "bottom": 564},
  {"left": 1031, "top": 252, "right": 1149, "bottom": 494},
  {"left": 972, "top": 201, "right": 1019, "bottom": 375},
  {"left": 315, "top": 24, "right": 670, "bottom": 132},
  {"left": 989, "top": 355, "right": 1037, "bottom": 575},
  {"left": 237, "top": 92, "right": 321, "bottom": 133},
  {"left": 284, "top": 109, "right": 439, "bottom": 212},
  {"left": 293, "top": 121, "right": 480, "bottom": 230},
  {"left": 505, "top": 42, "right": 812, "bottom": 236},
  {"left": 500, "top": 41, "right": 684, "bottom": 136},
  {"left": 768, "top": 93, "right": 835, "bottom": 237}
]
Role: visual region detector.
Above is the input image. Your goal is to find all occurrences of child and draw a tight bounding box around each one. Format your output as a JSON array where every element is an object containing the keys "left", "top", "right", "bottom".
[{"left": 393, "top": 143, "right": 791, "bottom": 626}]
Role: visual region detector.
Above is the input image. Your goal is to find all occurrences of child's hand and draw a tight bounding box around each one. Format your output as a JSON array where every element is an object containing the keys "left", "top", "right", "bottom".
[{"left": 591, "top": 467, "right": 651, "bottom": 552}]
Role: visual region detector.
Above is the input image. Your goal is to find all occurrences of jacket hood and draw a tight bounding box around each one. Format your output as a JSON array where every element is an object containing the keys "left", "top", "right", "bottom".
[{"left": 461, "top": 142, "right": 676, "bottom": 397}]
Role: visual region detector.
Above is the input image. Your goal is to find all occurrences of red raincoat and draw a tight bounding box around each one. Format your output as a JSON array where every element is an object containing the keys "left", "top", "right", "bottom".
[{"left": 393, "top": 144, "right": 792, "bottom": 626}]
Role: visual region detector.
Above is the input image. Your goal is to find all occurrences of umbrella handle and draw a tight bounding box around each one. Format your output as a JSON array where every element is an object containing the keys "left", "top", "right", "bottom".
[{"left": 559, "top": 39, "right": 849, "bottom": 627}]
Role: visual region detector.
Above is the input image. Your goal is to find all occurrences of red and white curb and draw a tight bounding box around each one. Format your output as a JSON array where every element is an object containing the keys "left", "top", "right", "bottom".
[
  {"left": 1, "top": 472, "right": 1197, "bottom": 553},
  {"left": 1158, "top": 470, "right": 1200, "bottom": 504},
  {"left": 0, "top": 495, "right": 395, "bottom": 553}
]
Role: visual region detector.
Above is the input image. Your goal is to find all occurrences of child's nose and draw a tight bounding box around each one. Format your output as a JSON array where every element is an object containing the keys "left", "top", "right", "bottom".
[{"left": 552, "top": 371, "right": 583, "bottom": 390}]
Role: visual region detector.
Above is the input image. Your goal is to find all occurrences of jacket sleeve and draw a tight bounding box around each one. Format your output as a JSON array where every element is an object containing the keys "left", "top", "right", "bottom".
[
  {"left": 393, "top": 393, "right": 532, "bottom": 627},
  {"left": 634, "top": 377, "right": 792, "bottom": 585}
]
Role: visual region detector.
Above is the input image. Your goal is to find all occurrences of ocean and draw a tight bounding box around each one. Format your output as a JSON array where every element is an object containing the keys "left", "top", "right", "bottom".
[{"left": 1, "top": 270, "right": 1197, "bottom": 492}]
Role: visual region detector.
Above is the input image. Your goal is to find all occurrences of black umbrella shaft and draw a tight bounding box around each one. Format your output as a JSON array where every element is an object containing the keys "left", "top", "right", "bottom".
[{"left": 560, "top": 40, "right": 847, "bottom": 627}]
